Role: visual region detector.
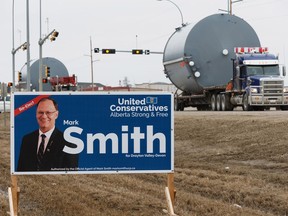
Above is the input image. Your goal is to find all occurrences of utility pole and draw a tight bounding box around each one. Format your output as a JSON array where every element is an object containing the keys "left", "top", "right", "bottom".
[
  {"left": 85, "top": 37, "right": 100, "bottom": 91},
  {"left": 220, "top": 0, "right": 243, "bottom": 14},
  {"left": 90, "top": 37, "right": 95, "bottom": 90},
  {"left": 229, "top": 0, "right": 243, "bottom": 15}
]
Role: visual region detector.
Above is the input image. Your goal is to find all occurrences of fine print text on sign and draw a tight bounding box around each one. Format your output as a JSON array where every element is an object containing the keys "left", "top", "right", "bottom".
[{"left": 11, "top": 92, "right": 174, "bottom": 175}]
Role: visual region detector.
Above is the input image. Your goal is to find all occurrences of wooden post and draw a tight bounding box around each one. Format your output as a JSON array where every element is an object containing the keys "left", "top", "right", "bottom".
[
  {"left": 8, "top": 187, "right": 15, "bottom": 216},
  {"left": 164, "top": 173, "right": 177, "bottom": 215},
  {"left": 10, "top": 175, "right": 19, "bottom": 215},
  {"left": 165, "top": 187, "right": 175, "bottom": 215},
  {"left": 167, "top": 173, "right": 175, "bottom": 206}
]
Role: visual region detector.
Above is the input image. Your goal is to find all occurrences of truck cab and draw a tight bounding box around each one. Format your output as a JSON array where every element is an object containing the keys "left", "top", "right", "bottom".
[{"left": 232, "top": 47, "right": 288, "bottom": 110}]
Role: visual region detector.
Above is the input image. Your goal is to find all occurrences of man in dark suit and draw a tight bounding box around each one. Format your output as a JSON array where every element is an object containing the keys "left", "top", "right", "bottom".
[{"left": 17, "top": 97, "right": 78, "bottom": 172}]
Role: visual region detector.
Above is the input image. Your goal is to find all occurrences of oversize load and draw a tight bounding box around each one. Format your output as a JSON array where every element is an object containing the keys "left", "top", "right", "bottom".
[{"left": 11, "top": 92, "right": 174, "bottom": 175}]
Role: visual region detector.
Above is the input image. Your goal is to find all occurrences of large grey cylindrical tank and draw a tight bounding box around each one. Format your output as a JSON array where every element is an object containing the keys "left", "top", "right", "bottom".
[
  {"left": 19, "top": 57, "right": 69, "bottom": 91},
  {"left": 163, "top": 14, "right": 261, "bottom": 94}
]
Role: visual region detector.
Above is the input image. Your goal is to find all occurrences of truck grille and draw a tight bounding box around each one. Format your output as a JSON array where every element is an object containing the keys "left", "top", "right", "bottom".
[{"left": 262, "top": 80, "right": 283, "bottom": 96}]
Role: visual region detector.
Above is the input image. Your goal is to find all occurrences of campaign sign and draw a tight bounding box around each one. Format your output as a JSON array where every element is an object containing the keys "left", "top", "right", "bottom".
[{"left": 11, "top": 92, "right": 174, "bottom": 175}]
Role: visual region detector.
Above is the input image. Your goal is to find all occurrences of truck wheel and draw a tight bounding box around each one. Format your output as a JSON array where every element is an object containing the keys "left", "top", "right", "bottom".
[
  {"left": 221, "top": 94, "right": 233, "bottom": 111},
  {"left": 211, "top": 94, "right": 217, "bottom": 111},
  {"left": 216, "top": 94, "right": 222, "bottom": 111},
  {"left": 243, "top": 94, "right": 253, "bottom": 111},
  {"left": 179, "top": 103, "right": 185, "bottom": 111},
  {"left": 174, "top": 99, "right": 179, "bottom": 111}
]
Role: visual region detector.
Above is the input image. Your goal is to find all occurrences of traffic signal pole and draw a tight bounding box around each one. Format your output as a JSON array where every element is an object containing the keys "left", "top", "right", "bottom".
[
  {"left": 94, "top": 48, "right": 163, "bottom": 55},
  {"left": 38, "top": 29, "right": 58, "bottom": 91},
  {"left": 11, "top": 42, "right": 27, "bottom": 92}
]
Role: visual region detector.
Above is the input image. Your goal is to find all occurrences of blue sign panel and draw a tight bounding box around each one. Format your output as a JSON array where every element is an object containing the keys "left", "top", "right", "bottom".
[{"left": 11, "top": 92, "right": 174, "bottom": 175}]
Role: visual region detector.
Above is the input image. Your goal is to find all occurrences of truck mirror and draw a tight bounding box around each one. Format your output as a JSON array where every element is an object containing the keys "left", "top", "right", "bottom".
[{"left": 283, "top": 66, "right": 286, "bottom": 77}]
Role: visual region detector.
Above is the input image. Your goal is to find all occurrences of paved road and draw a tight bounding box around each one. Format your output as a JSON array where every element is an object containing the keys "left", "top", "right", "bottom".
[{"left": 174, "top": 108, "right": 288, "bottom": 121}]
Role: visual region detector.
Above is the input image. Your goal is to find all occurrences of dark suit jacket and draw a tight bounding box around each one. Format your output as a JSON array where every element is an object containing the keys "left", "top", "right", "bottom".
[{"left": 17, "top": 128, "right": 79, "bottom": 172}]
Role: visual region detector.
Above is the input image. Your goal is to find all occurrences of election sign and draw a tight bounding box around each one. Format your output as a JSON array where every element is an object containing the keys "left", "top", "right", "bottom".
[{"left": 11, "top": 92, "right": 174, "bottom": 175}]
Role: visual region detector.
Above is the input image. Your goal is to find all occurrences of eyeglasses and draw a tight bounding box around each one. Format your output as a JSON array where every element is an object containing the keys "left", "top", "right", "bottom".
[{"left": 37, "top": 111, "right": 57, "bottom": 117}]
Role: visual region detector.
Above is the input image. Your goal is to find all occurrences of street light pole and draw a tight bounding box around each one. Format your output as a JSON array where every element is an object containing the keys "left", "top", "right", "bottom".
[
  {"left": 39, "top": 0, "right": 43, "bottom": 91},
  {"left": 12, "top": 0, "right": 15, "bottom": 92},
  {"left": 12, "top": 42, "right": 27, "bottom": 90},
  {"left": 26, "top": 0, "right": 31, "bottom": 91},
  {"left": 12, "top": 0, "right": 27, "bottom": 92},
  {"left": 39, "top": 28, "right": 59, "bottom": 91},
  {"left": 157, "top": 0, "right": 185, "bottom": 27}
]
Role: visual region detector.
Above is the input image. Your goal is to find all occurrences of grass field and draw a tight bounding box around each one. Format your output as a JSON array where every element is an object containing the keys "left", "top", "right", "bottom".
[{"left": 1, "top": 111, "right": 288, "bottom": 215}]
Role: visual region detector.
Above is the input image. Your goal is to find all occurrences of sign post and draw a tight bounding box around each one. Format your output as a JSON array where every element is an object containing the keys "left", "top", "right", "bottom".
[{"left": 8, "top": 175, "right": 19, "bottom": 215}]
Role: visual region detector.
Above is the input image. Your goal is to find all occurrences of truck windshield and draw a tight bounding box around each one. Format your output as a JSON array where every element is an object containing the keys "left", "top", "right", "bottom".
[{"left": 247, "top": 65, "right": 279, "bottom": 76}]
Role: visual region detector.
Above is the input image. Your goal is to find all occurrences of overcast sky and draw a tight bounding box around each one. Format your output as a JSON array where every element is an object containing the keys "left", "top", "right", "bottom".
[{"left": 1, "top": 0, "right": 288, "bottom": 86}]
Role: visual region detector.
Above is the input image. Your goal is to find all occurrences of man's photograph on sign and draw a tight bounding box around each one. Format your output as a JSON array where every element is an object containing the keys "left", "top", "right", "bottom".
[
  {"left": 17, "top": 97, "right": 79, "bottom": 172},
  {"left": 11, "top": 92, "right": 174, "bottom": 175}
]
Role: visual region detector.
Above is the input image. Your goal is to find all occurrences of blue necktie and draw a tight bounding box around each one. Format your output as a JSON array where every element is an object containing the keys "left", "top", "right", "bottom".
[{"left": 37, "top": 134, "right": 46, "bottom": 170}]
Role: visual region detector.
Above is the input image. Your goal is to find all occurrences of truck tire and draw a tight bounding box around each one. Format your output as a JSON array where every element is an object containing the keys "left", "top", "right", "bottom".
[
  {"left": 216, "top": 94, "right": 222, "bottom": 111},
  {"left": 174, "top": 101, "right": 183, "bottom": 111},
  {"left": 243, "top": 94, "right": 253, "bottom": 111},
  {"left": 221, "top": 94, "right": 234, "bottom": 111},
  {"left": 174, "top": 100, "right": 179, "bottom": 111},
  {"left": 211, "top": 94, "right": 217, "bottom": 111},
  {"left": 175, "top": 100, "right": 185, "bottom": 111},
  {"left": 179, "top": 103, "right": 185, "bottom": 111}
]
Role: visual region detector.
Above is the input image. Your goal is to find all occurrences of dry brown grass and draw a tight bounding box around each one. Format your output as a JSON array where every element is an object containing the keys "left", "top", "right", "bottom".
[{"left": 1, "top": 110, "right": 288, "bottom": 215}]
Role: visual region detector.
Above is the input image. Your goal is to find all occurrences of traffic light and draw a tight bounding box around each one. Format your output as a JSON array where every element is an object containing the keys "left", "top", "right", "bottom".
[
  {"left": 50, "top": 31, "right": 59, "bottom": 41},
  {"left": 22, "top": 42, "right": 27, "bottom": 51},
  {"left": 132, "top": 49, "right": 143, "bottom": 55},
  {"left": 102, "top": 49, "right": 116, "bottom": 54},
  {"left": 42, "top": 78, "right": 48, "bottom": 83},
  {"left": 45, "top": 66, "right": 50, "bottom": 77},
  {"left": 8, "top": 82, "right": 13, "bottom": 87},
  {"left": 144, "top": 50, "right": 150, "bottom": 55},
  {"left": 18, "top": 71, "right": 22, "bottom": 81},
  {"left": 94, "top": 48, "right": 100, "bottom": 53}
]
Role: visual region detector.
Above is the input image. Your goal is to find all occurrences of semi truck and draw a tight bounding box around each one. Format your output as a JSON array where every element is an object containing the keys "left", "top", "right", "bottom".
[{"left": 162, "top": 13, "right": 288, "bottom": 111}]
